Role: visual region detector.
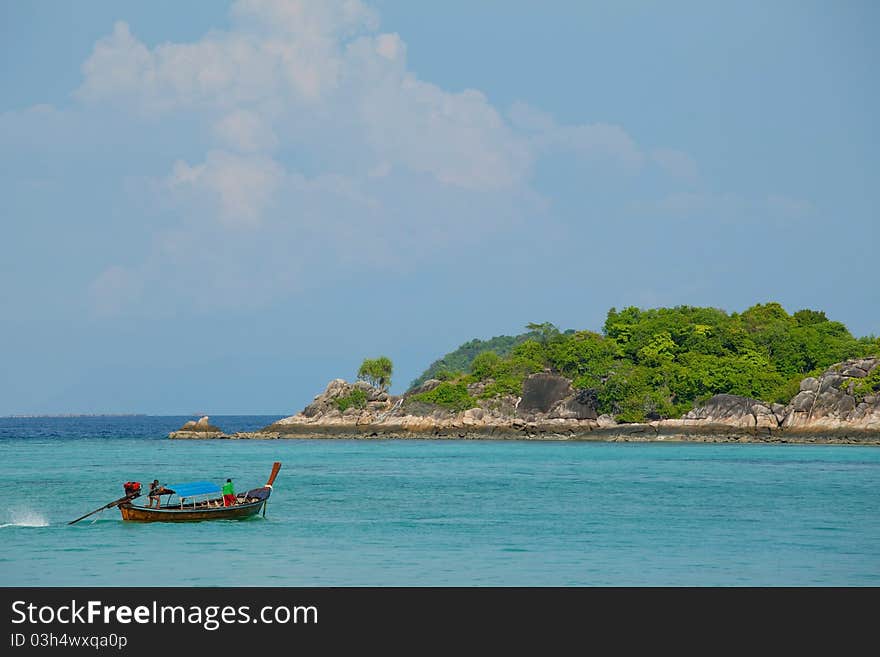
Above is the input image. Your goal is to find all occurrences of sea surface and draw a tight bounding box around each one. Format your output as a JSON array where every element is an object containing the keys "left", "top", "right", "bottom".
[{"left": 0, "top": 416, "right": 878, "bottom": 586}]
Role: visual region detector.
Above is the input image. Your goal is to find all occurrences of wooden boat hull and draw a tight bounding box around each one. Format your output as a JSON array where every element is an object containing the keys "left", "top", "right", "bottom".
[
  {"left": 118, "top": 480, "right": 275, "bottom": 523},
  {"left": 108, "top": 463, "right": 281, "bottom": 524},
  {"left": 119, "top": 500, "right": 266, "bottom": 522},
  {"left": 68, "top": 463, "right": 282, "bottom": 526}
]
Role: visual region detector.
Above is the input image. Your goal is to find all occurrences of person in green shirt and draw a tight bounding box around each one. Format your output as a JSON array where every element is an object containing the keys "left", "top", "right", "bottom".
[{"left": 222, "top": 478, "right": 235, "bottom": 507}]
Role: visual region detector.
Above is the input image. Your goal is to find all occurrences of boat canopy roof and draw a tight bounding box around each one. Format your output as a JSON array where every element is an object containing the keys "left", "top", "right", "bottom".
[{"left": 169, "top": 481, "right": 222, "bottom": 498}]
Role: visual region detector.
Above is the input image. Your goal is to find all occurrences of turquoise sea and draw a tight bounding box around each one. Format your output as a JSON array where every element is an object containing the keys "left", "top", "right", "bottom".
[{"left": 0, "top": 416, "right": 878, "bottom": 586}]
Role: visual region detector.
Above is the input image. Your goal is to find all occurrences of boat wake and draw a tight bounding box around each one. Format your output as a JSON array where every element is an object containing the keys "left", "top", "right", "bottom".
[{"left": 0, "top": 509, "right": 50, "bottom": 528}]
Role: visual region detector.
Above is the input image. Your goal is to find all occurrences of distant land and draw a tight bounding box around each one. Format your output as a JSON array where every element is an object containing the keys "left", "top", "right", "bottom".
[
  {"left": 4, "top": 413, "right": 149, "bottom": 418},
  {"left": 169, "top": 302, "right": 880, "bottom": 443}
]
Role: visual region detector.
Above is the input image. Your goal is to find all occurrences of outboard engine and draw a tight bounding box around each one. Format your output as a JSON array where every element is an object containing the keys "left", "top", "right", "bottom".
[{"left": 123, "top": 481, "right": 142, "bottom": 497}]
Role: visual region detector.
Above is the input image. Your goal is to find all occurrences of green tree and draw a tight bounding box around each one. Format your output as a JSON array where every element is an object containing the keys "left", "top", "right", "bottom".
[
  {"left": 412, "top": 382, "right": 478, "bottom": 412},
  {"left": 637, "top": 331, "right": 677, "bottom": 367},
  {"left": 793, "top": 309, "right": 828, "bottom": 326},
  {"left": 470, "top": 351, "right": 503, "bottom": 379},
  {"left": 407, "top": 302, "right": 872, "bottom": 424},
  {"left": 594, "top": 362, "right": 676, "bottom": 422},
  {"left": 850, "top": 366, "right": 880, "bottom": 401},
  {"left": 857, "top": 335, "right": 880, "bottom": 357},
  {"left": 525, "top": 322, "right": 561, "bottom": 345},
  {"left": 409, "top": 332, "right": 539, "bottom": 389},
  {"left": 336, "top": 388, "right": 367, "bottom": 412},
  {"left": 358, "top": 356, "right": 393, "bottom": 390},
  {"left": 546, "top": 330, "right": 618, "bottom": 388},
  {"left": 469, "top": 342, "right": 543, "bottom": 398},
  {"left": 738, "top": 302, "right": 791, "bottom": 332},
  {"left": 508, "top": 340, "right": 547, "bottom": 374}
]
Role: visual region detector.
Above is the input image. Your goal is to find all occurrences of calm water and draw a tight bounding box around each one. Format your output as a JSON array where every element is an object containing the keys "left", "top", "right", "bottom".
[{"left": 0, "top": 416, "right": 878, "bottom": 586}]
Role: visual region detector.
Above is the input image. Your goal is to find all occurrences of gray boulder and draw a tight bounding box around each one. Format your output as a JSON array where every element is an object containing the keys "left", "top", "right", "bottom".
[
  {"left": 799, "top": 377, "right": 819, "bottom": 393},
  {"left": 168, "top": 415, "right": 225, "bottom": 438},
  {"left": 818, "top": 374, "right": 845, "bottom": 394},
  {"left": 518, "top": 373, "right": 572, "bottom": 414},
  {"left": 300, "top": 378, "right": 391, "bottom": 418},
  {"left": 177, "top": 415, "right": 223, "bottom": 433},
  {"left": 790, "top": 390, "right": 815, "bottom": 413},
  {"left": 782, "top": 357, "right": 880, "bottom": 427},
  {"left": 684, "top": 394, "right": 778, "bottom": 428},
  {"left": 548, "top": 392, "right": 599, "bottom": 420}
]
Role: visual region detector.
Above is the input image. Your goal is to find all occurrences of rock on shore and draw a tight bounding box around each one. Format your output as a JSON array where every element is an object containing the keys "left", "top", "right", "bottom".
[
  {"left": 781, "top": 358, "right": 880, "bottom": 431},
  {"left": 168, "top": 415, "right": 227, "bottom": 439},
  {"left": 663, "top": 357, "right": 880, "bottom": 437}
]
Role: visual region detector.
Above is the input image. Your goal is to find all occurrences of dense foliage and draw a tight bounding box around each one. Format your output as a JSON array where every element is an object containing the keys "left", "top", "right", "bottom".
[
  {"left": 848, "top": 365, "right": 880, "bottom": 402},
  {"left": 409, "top": 332, "right": 540, "bottom": 389},
  {"left": 411, "top": 303, "right": 877, "bottom": 422},
  {"left": 335, "top": 388, "right": 367, "bottom": 412},
  {"left": 410, "top": 382, "right": 478, "bottom": 412}
]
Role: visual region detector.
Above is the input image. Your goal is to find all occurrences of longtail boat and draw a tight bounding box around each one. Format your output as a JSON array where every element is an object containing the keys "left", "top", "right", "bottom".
[{"left": 68, "top": 462, "right": 281, "bottom": 525}]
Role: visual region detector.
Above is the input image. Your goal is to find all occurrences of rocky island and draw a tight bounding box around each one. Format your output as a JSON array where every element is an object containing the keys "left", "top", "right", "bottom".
[
  {"left": 168, "top": 415, "right": 225, "bottom": 439},
  {"left": 169, "top": 303, "right": 880, "bottom": 444}
]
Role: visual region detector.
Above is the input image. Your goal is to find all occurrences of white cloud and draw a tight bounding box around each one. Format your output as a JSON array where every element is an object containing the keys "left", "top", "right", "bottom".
[
  {"left": 374, "top": 32, "right": 403, "bottom": 60},
  {"left": 213, "top": 109, "right": 279, "bottom": 152},
  {"left": 169, "top": 151, "right": 285, "bottom": 227},
  {"left": 77, "top": 2, "right": 531, "bottom": 193},
  {"left": 77, "top": 22, "right": 151, "bottom": 104},
  {"left": 77, "top": 21, "right": 288, "bottom": 111},
  {"left": 355, "top": 74, "right": 531, "bottom": 189},
  {"left": 231, "top": 0, "right": 378, "bottom": 38},
  {"left": 651, "top": 148, "right": 698, "bottom": 182},
  {"left": 560, "top": 122, "right": 644, "bottom": 170},
  {"left": 66, "top": 0, "right": 712, "bottom": 313},
  {"left": 507, "top": 101, "right": 556, "bottom": 133},
  {"left": 509, "top": 101, "right": 644, "bottom": 171}
]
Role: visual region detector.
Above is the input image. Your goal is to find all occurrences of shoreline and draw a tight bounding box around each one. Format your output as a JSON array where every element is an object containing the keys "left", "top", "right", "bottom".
[
  {"left": 170, "top": 424, "right": 880, "bottom": 445},
  {"left": 168, "top": 356, "right": 880, "bottom": 446}
]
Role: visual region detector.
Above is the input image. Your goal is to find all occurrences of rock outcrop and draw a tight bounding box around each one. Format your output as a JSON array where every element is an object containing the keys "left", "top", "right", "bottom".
[
  {"left": 299, "top": 379, "right": 393, "bottom": 418},
  {"left": 680, "top": 394, "right": 780, "bottom": 429},
  {"left": 172, "top": 358, "right": 880, "bottom": 443},
  {"left": 242, "top": 372, "right": 602, "bottom": 440},
  {"left": 518, "top": 373, "right": 572, "bottom": 414},
  {"left": 514, "top": 373, "right": 598, "bottom": 421},
  {"left": 781, "top": 358, "right": 880, "bottom": 431},
  {"left": 168, "top": 416, "right": 227, "bottom": 439},
  {"left": 663, "top": 357, "right": 880, "bottom": 438}
]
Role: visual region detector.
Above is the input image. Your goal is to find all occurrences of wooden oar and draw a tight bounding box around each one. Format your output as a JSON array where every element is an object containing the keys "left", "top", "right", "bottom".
[
  {"left": 266, "top": 461, "right": 282, "bottom": 487},
  {"left": 260, "top": 462, "right": 282, "bottom": 519},
  {"left": 68, "top": 493, "right": 141, "bottom": 525}
]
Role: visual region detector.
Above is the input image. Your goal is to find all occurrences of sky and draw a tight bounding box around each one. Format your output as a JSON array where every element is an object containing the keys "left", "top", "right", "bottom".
[{"left": 1, "top": 0, "right": 877, "bottom": 415}]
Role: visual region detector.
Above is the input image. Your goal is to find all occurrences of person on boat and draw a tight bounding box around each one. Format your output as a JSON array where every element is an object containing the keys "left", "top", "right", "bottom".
[
  {"left": 222, "top": 478, "right": 235, "bottom": 507},
  {"left": 147, "top": 480, "right": 161, "bottom": 508}
]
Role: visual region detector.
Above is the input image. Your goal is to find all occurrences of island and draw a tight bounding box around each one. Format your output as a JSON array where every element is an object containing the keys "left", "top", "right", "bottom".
[{"left": 170, "top": 303, "right": 880, "bottom": 444}]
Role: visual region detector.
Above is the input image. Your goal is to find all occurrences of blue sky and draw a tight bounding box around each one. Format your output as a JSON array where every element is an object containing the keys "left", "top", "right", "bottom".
[{"left": 1, "top": 1, "right": 877, "bottom": 415}]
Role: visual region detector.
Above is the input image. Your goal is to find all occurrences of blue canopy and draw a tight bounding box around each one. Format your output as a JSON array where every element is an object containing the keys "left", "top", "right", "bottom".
[{"left": 169, "top": 481, "right": 222, "bottom": 498}]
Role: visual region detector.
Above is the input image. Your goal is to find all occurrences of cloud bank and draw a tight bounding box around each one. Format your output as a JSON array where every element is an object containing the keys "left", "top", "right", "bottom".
[{"left": 2, "top": 0, "right": 810, "bottom": 317}]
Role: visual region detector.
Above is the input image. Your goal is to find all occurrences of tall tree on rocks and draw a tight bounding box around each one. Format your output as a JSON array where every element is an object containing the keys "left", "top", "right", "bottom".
[{"left": 358, "top": 356, "right": 393, "bottom": 390}]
